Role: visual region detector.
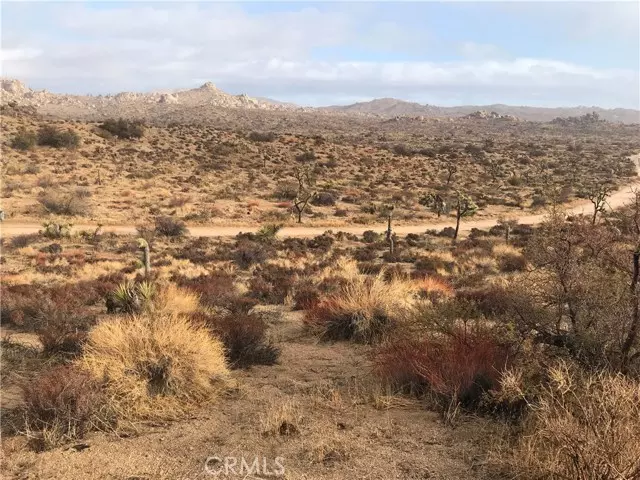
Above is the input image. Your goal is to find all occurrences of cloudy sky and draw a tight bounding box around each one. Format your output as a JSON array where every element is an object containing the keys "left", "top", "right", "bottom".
[{"left": 2, "top": 1, "right": 639, "bottom": 108}]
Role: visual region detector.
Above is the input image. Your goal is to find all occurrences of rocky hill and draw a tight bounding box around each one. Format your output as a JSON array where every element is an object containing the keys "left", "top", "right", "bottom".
[
  {"left": 0, "top": 78, "right": 305, "bottom": 121},
  {"left": 324, "top": 98, "right": 640, "bottom": 124},
  {"left": 2, "top": 78, "right": 638, "bottom": 124}
]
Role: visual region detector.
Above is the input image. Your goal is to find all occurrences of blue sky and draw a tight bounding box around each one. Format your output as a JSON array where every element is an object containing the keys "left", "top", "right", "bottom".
[{"left": 2, "top": 1, "right": 639, "bottom": 108}]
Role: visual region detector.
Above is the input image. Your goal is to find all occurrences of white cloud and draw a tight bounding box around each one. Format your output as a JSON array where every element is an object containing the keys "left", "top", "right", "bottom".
[
  {"left": 1, "top": 3, "right": 638, "bottom": 108},
  {"left": 458, "top": 42, "right": 508, "bottom": 61}
]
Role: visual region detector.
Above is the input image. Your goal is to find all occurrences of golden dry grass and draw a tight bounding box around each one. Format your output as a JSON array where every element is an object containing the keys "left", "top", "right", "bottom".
[
  {"left": 413, "top": 277, "right": 455, "bottom": 299},
  {"left": 259, "top": 399, "right": 304, "bottom": 437},
  {"left": 495, "top": 363, "right": 640, "bottom": 479},
  {"left": 152, "top": 283, "right": 201, "bottom": 317},
  {"left": 80, "top": 313, "right": 229, "bottom": 420},
  {"left": 307, "top": 270, "right": 419, "bottom": 343}
]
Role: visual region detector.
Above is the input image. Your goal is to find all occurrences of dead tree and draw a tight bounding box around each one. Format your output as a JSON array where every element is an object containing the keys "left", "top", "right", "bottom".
[
  {"left": 292, "top": 164, "right": 316, "bottom": 224},
  {"left": 623, "top": 249, "right": 640, "bottom": 373},
  {"left": 587, "top": 183, "right": 613, "bottom": 225}
]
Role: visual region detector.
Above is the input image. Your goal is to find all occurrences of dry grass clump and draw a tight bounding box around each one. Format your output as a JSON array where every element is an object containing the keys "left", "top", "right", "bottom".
[
  {"left": 495, "top": 363, "right": 640, "bottom": 480},
  {"left": 81, "top": 313, "right": 229, "bottom": 420},
  {"left": 413, "top": 277, "right": 454, "bottom": 301},
  {"left": 492, "top": 243, "right": 527, "bottom": 272},
  {"left": 152, "top": 282, "right": 200, "bottom": 317},
  {"left": 259, "top": 399, "right": 303, "bottom": 437},
  {"left": 305, "top": 270, "right": 418, "bottom": 343}
]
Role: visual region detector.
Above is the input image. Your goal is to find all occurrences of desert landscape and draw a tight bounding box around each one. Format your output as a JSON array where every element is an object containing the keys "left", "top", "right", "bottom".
[{"left": 2, "top": 69, "right": 640, "bottom": 480}]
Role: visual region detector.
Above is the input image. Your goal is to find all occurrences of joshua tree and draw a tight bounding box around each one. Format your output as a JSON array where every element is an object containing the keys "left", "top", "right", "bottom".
[
  {"left": 445, "top": 161, "right": 458, "bottom": 185},
  {"left": 138, "top": 238, "right": 151, "bottom": 278},
  {"left": 497, "top": 217, "right": 519, "bottom": 244},
  {"left": 292, "top": 164, "right": 316, "bottom": 223},
  {"left": 383, "top": 204, "right": 395, "bottom": 255},
  {"left": 419, "top": 193, "right": 447, "bottom": 218},
  {"left": 486, "top": 158, "right": 505, "bottom": 182},
  {"left": 452, "top": 191, "right": 478, "bottom": 241},
  {"left": 587, "top": 182, "right": 613, "bottom": 225}
]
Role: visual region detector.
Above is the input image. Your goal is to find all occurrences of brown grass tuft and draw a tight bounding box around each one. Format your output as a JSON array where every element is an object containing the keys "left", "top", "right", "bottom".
[
  {"left": 495, "top": 363, "right": 640, "bottom": 479},
  {"left": 80, "top": 313, "right": 229, "bottom": 420},
  {"left": 305, "top": 271, "right": 418, "bottom": 343}
]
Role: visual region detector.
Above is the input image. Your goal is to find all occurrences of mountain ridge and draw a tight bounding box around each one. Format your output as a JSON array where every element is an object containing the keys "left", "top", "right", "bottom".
[{"left": 2, "top": 78, "right": 638, "bottom": 124}]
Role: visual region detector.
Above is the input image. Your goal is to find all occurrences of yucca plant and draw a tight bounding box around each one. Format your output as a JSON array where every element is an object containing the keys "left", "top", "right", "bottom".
[
  {"left": 107, "top": 281, "right": 155, "bottom": 314},
  {"left": 256, "top": 223, "right": 283, "bottom": 242}
]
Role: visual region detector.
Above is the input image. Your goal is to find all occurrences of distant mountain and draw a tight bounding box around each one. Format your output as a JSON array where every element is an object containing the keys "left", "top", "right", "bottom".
[
  {"left": 0, "top": 78, "right": 303, "bottom": 120},
  {"left": 323, "top": 98, "right": 640, "bottom": 124},
  {"left": 321, "top": 98, "right": 447, "bottom": 117},
  {"left": 2, "top": 78, "right": 638, "bottom": 124}
]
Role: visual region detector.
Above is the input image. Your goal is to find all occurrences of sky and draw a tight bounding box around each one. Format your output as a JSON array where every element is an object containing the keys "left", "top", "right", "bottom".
[{"left": 1, "top": 1, "right": 639, "bottom": 108}]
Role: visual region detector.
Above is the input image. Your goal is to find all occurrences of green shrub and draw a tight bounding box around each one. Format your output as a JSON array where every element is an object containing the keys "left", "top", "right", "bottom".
[
  {"left": 11, "top": 129, "right": 37, "bottom": 150},
  {"left": 37, "top": 126, "right": 81, "bottom": 149},
  {"left": 98, "top": 118, "right": 145, "bottom": 139}
]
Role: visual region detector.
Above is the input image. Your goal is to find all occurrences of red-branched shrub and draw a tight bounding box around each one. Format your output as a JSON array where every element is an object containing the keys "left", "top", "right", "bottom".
[
  {"left": 372, "top": 337, "right": 432, "bottom": 394},
  {"left": 22, "top": 365, "right": 105, "bottom": 449},
  {"left": 37, "top": 312, "right": 90, "bottom": 357},
  {"left": 176, "top": 273, "right": 239, "bottom": 309},
  {"left": 248, "top": 265, "right": 299, "bottom": 304},
  {"left": 374, "top": 329, "right": 511, "bottom": 408}
]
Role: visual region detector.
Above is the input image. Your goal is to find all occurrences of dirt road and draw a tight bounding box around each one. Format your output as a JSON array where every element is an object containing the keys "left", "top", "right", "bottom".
[{"left": 2, "top": 154, "right": 638, "bottom": 239}]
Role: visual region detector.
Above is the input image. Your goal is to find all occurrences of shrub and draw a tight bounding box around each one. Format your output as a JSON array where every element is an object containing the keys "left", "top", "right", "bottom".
[
  {"left": 392, "top": 144, "right": 414, "bottom": 156},
  {"left": 154, "top": 216, "right": 188, "bottom": 237},
  {"left": 311, "top": 192, "right": 336, "bottom": 206},
  {"left": 248, "top": 131, "right": 276, "bottom": 142},
  {"left": 362, "top": 230, "right": 381, "bottom": 243},
  {"left": 293, "top": 281, "right": 321, "bottom": 310},
  {"left": 233, "top": 239, "right": 273, "bottom": 269},
  {"left": 295, "top": 151, "right": 316, "bottom": 163},
  {"left": 496, "top": 364, "right": 640, "bottom": 479},
  {"left": 374, "top": 328, "right": 511, "bottom": 409},
  {"left": 456, "top": 286, "right": 512, "bottom": 317},
  {"left": 11, "top": 128, "right": 37, "bottom": 150},
  {"left": 205, "top": 312, "right": 280, "bottom": 368},
  {"left": 249, "top": 265, "right": 299, "bottom": 304},
  {"left": 37, "top": 125, "right": 81, "bottom": 149},
  {"left": 38, "top": 190, "right": 91, "bottom": 216},
  {"left": 22, "top": 365, "right": 105, "bottom": 449},
  {"left": 37, "top": 313, "right": 89, "bottom": 357},
  {"left": 177, "top": 273, "right": 257, "bottom": 314},
  {"left": 305, "top": 272, "right": 417, "bottom": 343},
  {"left": 490, "top": 244, "right": 527, "bottom": 272},
  {"left": 81, "top": 313, "right": 229, "bottom": 420},
  {"left": 10, "top": 233, "right": 40, "bottom": 249},
  {"left": 256, "top": 223, "right": 283, "bottom": 242},
  {"left": 414, "top": 277, "right": 455, "bottom": 301},
  {"left": 274, "top": 181, "right": 299, "bottom": 200},
  {"left": 41, "top": 221, "right": 73, "bottom": 238},
  {"left": 98, "top": 118, "right": 145, "bottom": 139}
]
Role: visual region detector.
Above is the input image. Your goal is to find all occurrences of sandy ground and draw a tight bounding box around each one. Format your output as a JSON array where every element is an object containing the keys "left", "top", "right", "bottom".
[
  {"left": 1, "top": 310, "right": 491, "bottom": 480},
  {"left": 2, "top": 154, "right": 638, "bottom": 239}
]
